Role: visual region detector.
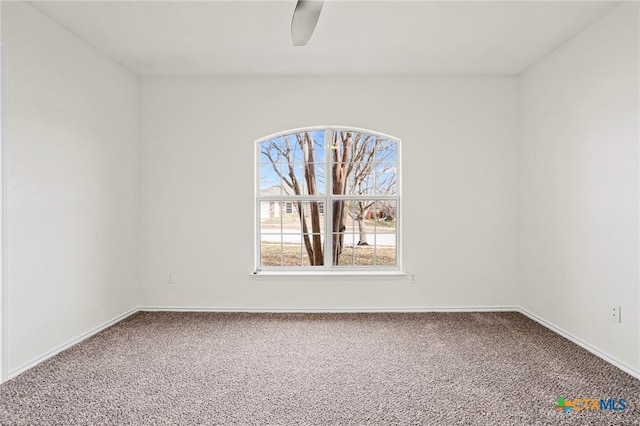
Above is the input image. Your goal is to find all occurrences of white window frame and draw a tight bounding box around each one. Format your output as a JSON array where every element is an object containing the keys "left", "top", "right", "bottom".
[{"left": 254, "top": 126, "right": 403, "bottom": 276}]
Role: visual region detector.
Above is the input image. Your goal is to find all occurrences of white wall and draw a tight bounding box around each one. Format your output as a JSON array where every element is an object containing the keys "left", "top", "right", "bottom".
[
  {"left": 519, "top": 2, "right": 639, "bottom": 373},
  {"left": 2, "top": 2, "right": 139, "bottom": 374},
  {"left": 139, "top": 76, "right": 518, "bottom": 309}
]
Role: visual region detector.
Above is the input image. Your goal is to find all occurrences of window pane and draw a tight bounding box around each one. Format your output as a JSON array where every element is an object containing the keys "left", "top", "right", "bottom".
[
  {"left": 375, "top": 163, "right": 397, "bottom": 195},
  {"left": 375, "top": 235, "right": 397, "bottom": 266},
  {"left": 259, "top": 132, "right": 325, "bottom": 196},
  {"left": 375, "top": 138, "right": 397, "bottom": 162},
  {"left": 259, "top": 162, "right": 282, "bottom": 194},
  {"left": 332, "top": 200, "right": 376, "bottom": 266},
  {"left": 282, "top": 240, "right": 303, "bottom": 267},
  {"left": 288, "top": 130, "right": 325, "bottom": 164},
  {"left": 348, "top": 133, "right": 376, "bottom": 196},
  {"left": 305, "top": 162, "right": 325, "bottom": 195},
  {"left": 260, "top": 201, "right": 283, "bottom": 235},
  {"left": 291, "top": 162, "right": 325, "bottom": 195},
  {"left": 343, "top": 199, "right": 376, "bottom": 238},
  {"left": 337, "top": 245, "right": 353, "bottom": 266},
  {"left": 260, "top": 200, "right": 284, "bottom": 266},
  {"left": 261, "top": 237, "right": 325, "bottom": 267},
  {"left": 260, "top": 201, "right": 325, "bottom": 267},
  {"left": 371, "top": 200, "right": 396, "bottom": 266},
  {"left": 370, "top": 201, "right": 397, "bottom": 233},
  {"left": 278, "top": 201, "right": 325, "bottom": 233},
  {"left": 261, "top": 242, "right": 283, "bottom": 266},
  {"left": 331, "top": 163, "right": 348, "bottom": 195},
  {"left": 259, "top": 136, "right": 285, "bottom": 193},
  {"left": 262, "top": 240, "right": 307, "bottom": 267},
  {"left": 335, "top": 235, "right": 376, "bottom": 266},
  {"left": 302, "top": 234, "right": 324, "bottom": 266},
  {"left": 331, "top": 131, "right": 397, "bottom": 197},
  {"left": 332, "top": 199, "right": 398, "bottom": 266}
]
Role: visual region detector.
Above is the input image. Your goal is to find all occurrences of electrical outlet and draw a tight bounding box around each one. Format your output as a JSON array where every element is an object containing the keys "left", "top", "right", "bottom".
[
  {"left": 168, "top": 272, "right": 176, "bottom": 284},
  {"left": 609, "top": 305, "right": 621, "bottom": 323},
  {"left": 409, "top": 273, "right": 417, "bottom": 284}
]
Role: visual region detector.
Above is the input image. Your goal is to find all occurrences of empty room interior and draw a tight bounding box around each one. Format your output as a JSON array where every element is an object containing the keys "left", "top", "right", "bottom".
[{"left": 0, "top": 0, "right": 639, "bottom": 424}]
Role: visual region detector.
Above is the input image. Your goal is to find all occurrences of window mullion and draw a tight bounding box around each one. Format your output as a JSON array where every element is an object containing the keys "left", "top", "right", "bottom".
[{"left": 324, "top": 129, "right": 332, "bottom": 269}]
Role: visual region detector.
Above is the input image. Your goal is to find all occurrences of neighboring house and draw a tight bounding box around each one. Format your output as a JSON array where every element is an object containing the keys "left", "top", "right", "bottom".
[
  {"left": 259, "top": 185, "right": 293, "bottom": 219},
  {"left": 259, "top": 185, "right": 324, "bottom": 220},
  {"left": 364, "top": 201, "right": 396, "bottom": 221}
]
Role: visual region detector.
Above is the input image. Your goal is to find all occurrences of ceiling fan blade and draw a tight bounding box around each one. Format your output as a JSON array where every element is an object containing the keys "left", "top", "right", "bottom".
[{"left": 291, "top": 0, "right": 324, "bottom": 46}]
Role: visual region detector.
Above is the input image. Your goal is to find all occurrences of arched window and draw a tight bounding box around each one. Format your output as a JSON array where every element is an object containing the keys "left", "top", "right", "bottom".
[{"left": 256, "top": 127, "right": 401, "bottom": 271}]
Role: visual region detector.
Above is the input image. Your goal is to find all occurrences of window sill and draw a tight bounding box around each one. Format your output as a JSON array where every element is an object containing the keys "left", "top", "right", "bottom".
[{"left": 250, "top": 270, "right": 407, "bottom": 280}]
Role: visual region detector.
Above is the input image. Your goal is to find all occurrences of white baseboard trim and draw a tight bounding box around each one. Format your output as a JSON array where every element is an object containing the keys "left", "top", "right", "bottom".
[
  {"left": 517, "top": 307, "right": 640, "bottom": 380},
  {"left": 138, "top": 306, "right": 520, "bottom": 313},
  {"left": 7, "top": 307, "right": 139, "bottom": 381}
]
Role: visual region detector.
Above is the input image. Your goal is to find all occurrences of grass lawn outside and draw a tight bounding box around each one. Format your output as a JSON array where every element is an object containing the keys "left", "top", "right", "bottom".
[{"left": 261, "top": 242, "right": 396, "bottom": 267}]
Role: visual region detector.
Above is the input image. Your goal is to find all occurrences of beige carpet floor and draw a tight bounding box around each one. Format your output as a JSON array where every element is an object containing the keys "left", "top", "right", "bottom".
[{"left": 0, "top": 312, "right": 638, "bottom": 425}]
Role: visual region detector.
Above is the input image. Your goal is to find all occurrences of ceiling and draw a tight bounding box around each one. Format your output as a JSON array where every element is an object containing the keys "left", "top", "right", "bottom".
[{"left": 27, "top": 0, "right": 620, "bottom": 77}]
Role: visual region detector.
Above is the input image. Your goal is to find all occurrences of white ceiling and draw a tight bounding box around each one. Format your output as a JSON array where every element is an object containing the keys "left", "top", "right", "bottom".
[{"left": 27, "top": 0, "right": 620, "bottom": 77}]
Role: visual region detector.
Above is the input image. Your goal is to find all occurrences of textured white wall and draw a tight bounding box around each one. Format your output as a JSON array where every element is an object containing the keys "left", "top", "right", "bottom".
[
  {"left": 3, "top": 2, "right": 139, "bottom": 373},
  {"left": 138, "top": 76, "right": 518, "bottom": 309},
  {"left": 519, "top": 2, "right": 639, "bottom": 372}
]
